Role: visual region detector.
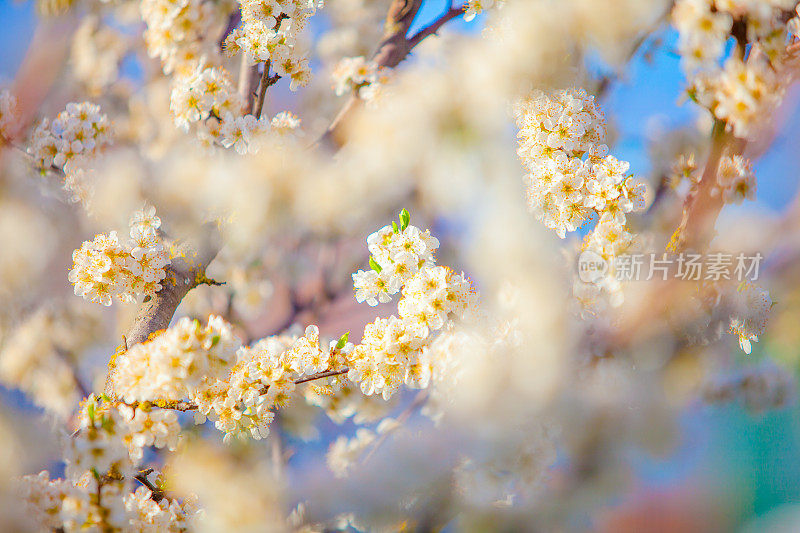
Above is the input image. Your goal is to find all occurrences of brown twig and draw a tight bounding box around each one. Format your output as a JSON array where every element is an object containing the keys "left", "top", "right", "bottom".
[
  {"left": 254, "top": 60, "right": 272, "bottom": 118},
  {"left": 127, "top": 368, "right": 349, "bottom": 412},
  {"left": 294, "top": 368, "right": 349, "bottom": 385},
  {"left": 134, "top": 469, "right": 167, "bottom": 502},
  {"left": 319, "top": 0, "right": 466, "bottom": 148},
  {"left": 11, "top": 143, "right": 64, "bottom": 176},
  {"left": 407, "top": 5, "right": 462, "bottom": 48}
]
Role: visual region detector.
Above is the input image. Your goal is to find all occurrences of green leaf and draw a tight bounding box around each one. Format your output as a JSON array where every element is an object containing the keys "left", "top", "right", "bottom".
[
  {"left": 392, "top": 221, "right": 399, "bottom": 233},
  {"left": 369, "top": 257, "right": 382, "bottom": 273},
  {"left": 335, "top": 331, "right": 350, "bottom": 350},
  {"left": 400, "top": 208, "right": 410, "bottom": 231},
  {"left": 210, "top": 334, "right": 221, "bottom": 348},
  {"left": 86, "top": 400, "right": 96, "bottom": 422}
]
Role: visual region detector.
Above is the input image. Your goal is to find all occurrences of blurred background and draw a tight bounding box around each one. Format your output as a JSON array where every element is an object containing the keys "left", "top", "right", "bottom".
[{"left": 4, "top": 1, "right": 800, "bottom": 531}]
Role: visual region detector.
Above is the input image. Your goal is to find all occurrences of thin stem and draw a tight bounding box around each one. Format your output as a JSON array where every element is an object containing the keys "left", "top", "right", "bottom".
[
  {"left": 408, "top": 5, "right": 462, "bottom": 49},
  {"left": 129, "top": 368, "right": 350, "bottom": 412},
  {"left": 294, "top": 368, "right": 349, "bottom": 385},
  {"left": 596, "top": 1, "right": 672, "bottom": 99},
  {"left": 253, "top": 61, "right": 281, "bottom": 119},
  {"left": 134, "top": 470, "right": 167, "bottom": 502},
  {"left": 254, "top": 61, "right": 271, "bottom": 118}
]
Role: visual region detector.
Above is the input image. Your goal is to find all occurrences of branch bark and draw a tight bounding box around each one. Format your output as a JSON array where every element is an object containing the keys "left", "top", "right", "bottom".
[{"left": 668, "top": 120, "right": 746, "bottom": 252}]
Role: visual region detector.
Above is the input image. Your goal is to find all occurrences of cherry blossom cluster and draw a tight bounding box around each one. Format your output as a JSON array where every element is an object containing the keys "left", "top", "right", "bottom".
[
  {"left": 191, "top": 326, "right": 352, "bottom": 442},
  {"left": 18, "top": 395, "right": 195, "bottom": 531},
  {"left": 141, "top": 0, "right": 218, "bottom": 76},
  {"left": 670, "top": 151, "right": 756, "bottom": 207},
  {"left": 692, "top": 54, "right": 785, "bottom": 139},
  {"left": 347, "top": 212, "right": 477, "bottom": 400},
  {"left": 223, "top": 0, "right": 318, "bottom": 91},
  {"left": 113, "top": 315, "right": 351, "bottom": 442},
  {"left": 270, "top": 110, "right": 302, "bottom": 136},
  {"left": 575, "top": 220, "right": 641, "bottom": 312},
  {"left": 146, "top": 0, "right": 314, "bottom": 151},
  {"left": 0, "top": 89, "right": 19, "bottom": 142},
  {"left": 27, "top": 101, "right": 112, "bottom": 174},
  {"left": 141, "top": 0, "right": 281, "bottom": 153},
  {"left": 331, "top": 56, "right": 385, "bottom": 100},
  {"left": 728, "top": 282, "right": 772, "bottom": 354},
  {"left": 673, "top": 0, "right": 799, "bottom": 138},
  {"left": 107, "top": 211, "right": 475, "bottom": 442},
  {"left": 352, "top": 209, "right": 440, "bottom": 306},
  {"left": 69, "top": 206, "right": 170, "bottom": 306},
  {"left": 169, "top": 63, "right": 302, "bottom": 151},
  {"left": 168, "top": 64, "right": 260, "bottom": 148},
  {"left": 192, "top": 336, "right": 290, "bottom": 442},
  {"left": 515, "top": 89, "right": 648, "bottom": 312},
  {"left": 112, "top": 315, "right": 240, "bottom": 403},
  {"left": 514, "top": 89, "right": 647, "bottom": 239},
  {"left": 714, "top": 153, "right": 756, "bottom": 204},
  {"left": 673, "top": 0, "right": 797, "bottom": 74}
]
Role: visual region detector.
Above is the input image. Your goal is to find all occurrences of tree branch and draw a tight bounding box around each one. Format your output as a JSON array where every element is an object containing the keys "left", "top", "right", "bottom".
[
  {"left": 668, "top": 120, "right": 746, "bottom": 252},
  {"left": 134, "top": 469, "right": 168, "bottom": 502},
  {"left": 319, "top": 0, "right": 465, "bottom": 149},
  {"left": 125, "top": 368, "right": 349, "bottom": 412},
  {"left": 408, "top": 5, "right": 462, "bottom": 48},
  {"left": 294, "top": 368, "right": 349, "bottom": 385},
  {"left": 595, "top": 1, "right": 672, "bottom": 99}
]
